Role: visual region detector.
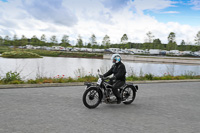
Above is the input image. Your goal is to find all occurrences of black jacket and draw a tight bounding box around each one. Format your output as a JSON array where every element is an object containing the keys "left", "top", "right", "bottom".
[{"left": 103, "top": 61, "right": 126, "bottom": 81}]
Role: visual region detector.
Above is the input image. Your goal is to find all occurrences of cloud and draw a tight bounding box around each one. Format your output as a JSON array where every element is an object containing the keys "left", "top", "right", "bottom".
[
  {"left": 62, "top": 0, "right": 115, "bottom": 25},
  {"left": 162, "top": 11, "right": 180, "bottom": 13},
  {"left": 0, "top": 0, "right": 24, "bottom": 35},
  {"left": 0, "top": 0, "right": 8, "bottom": 2},
  {"left": 0, "top": 0, "right": 199, "bottom": 46},
  {"left": 0, "top": 28, "right": 14, "bottom": 37},
  {"left": 101, "top": 0, "right": 130, "bottom": 11},
  {"left": 22, "top": 0, "right": 78, "bottom": 26},
  {"left": 190, "top": 0, "right": 200, "bottom": 10},
  {"left": 130, "top": 0, "right": 177, "bottom": 14}
]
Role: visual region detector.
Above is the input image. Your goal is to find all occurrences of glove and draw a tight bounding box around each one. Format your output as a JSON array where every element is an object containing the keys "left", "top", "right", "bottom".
[
  {"left": 110, "top": 76, "right": 116, "bottom": 81},
  {"left": 100, "top": 75, "right": 106, "bottom": 80}
]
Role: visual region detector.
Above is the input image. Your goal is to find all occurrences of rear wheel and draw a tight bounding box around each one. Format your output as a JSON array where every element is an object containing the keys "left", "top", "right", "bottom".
[
  {"left": 82, "top": 87, "right": 101, "bottom": 109},
  {"left": 121, "top": 85, "right": 136, "bottom": 105}
]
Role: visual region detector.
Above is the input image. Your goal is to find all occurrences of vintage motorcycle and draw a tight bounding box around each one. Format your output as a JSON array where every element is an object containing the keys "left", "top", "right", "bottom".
[{"left": 82, "top": 70, "right": 138, "bottom": 109}]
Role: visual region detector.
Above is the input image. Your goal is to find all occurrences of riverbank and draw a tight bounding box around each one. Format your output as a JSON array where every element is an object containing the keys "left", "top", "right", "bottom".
[
  {"left": 104, "top": 54, "right": 200, "bottom": 64},
  {"left": 1, "top": 79, "right": 200, "bottom": 89},
  {"left": 0, "top": 47, "right": 103, "bottom": 59}
]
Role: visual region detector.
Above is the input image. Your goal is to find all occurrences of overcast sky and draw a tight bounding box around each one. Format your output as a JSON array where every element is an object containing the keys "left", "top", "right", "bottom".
[{"left": 0, "top": 0, "right": 200, "bottom": 45}]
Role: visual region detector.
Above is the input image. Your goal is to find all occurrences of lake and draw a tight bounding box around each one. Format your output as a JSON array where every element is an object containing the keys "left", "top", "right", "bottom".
[{"left": 0, "top": 56, "right": 200, "bottom": 80}]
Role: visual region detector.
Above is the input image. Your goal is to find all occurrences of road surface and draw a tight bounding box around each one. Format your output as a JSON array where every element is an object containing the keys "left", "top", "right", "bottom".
[{"left": 0, "top": 82, "right": 200, "bottom": 133}]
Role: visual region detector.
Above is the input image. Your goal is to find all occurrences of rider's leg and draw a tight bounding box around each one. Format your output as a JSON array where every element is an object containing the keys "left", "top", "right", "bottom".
[{"left": 112, "top": 80, "right": 125, "bottom": 104}]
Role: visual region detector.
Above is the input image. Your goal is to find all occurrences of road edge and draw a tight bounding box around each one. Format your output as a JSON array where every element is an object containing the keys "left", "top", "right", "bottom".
[{"left": 0, "top": 79, "right": 200, "bottom": 89}]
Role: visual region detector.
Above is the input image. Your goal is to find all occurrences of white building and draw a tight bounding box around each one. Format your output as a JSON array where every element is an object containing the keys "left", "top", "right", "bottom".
[
  {"left": 79, "top": 48, "right": 87, "bottom": 52},
  {"left": 109, "top": 48, "right": 120, "bottom": 53},
  {"left": 193, "top": 51, "right": 200, "bottom": 56},
  {"left": 93, "top": 49, "right": 104, "bottom": 52},
  {"left": 86, "top": 48, "right": 93, "bottom": 52},
  {"left": 149, "top": 49, "right": 160, "bottom": 55},
  {"left": 169, "top": 50, "right": 180, "bottom": 55},
  {"left": 26, "top": 45, "right": 33, "bottom": 49},
  {"left": 129, "top": 48, "right": 144, "bottom": 54},
  {"left": 182, "top": 51, "right": 192, "bottom": 55}
]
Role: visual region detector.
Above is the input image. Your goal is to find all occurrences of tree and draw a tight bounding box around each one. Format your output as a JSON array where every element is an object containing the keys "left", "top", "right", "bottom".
[
  {"left": 61, "top": 35, "right": 70, "bottom": 47},
  {"left": 12, "top": 34, "right": 19, "bottom": 46},
  {"left": 50, "top": 35, "right": 58, "bottom": 45},
  {"left": 146, "top": 31, "right": 154, "bottom": 43},
  {"left": 31, "top": 35, "right": 40, "bottom": 46},
  {"left": 4, "top": 35, "right": 11, "bottom": 46},
  {"left": 40, "top": 34, "right": 47, "bottom": 45},
  {"left": 87, "top": 43, "right": 92, "bottom": 48},
  {"left": 0, "top": 36, "right": 3, "bottom": 46},
  {"left": 102, "top": 35, "right": 110, "bottom": 48},
  {"left": 90, "top": 34, "right": 97, "bottom": 46},
  {"left": 121, "top": 34, "right": 128, "bottom": 44},
  {"left": 179, "top": 40, "right": 186, "bottom": 51},
  {"left": 13, "top": 34, "right": 18, "bottom": 41},
  {"left": 153, "top": 39, "right": 162, "bottom": 49},
  {"left": 20, "top": 35, "right": 28, "bottom": 46},
  {"left": 77, "top": 35, "right": 83, "bottom": 48},
  {"left": 168, "top": 32, "right": 176, "bottom": 43},
  {"left": 194, "top": 31, "right": 200, "bottom": 45},
  {"left": 180, "top": 40, "right": 186, "bottom": 45},
  {"left": 167, "top": 32, "right": 177, "bottom": 50}
]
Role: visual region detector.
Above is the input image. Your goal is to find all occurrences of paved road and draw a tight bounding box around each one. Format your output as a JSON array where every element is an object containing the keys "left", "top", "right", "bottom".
[{"left": 0, "top": 82, "right": 200, "bottom": 133}]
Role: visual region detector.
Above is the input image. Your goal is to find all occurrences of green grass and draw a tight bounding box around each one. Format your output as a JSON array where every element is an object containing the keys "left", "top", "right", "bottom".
[
  {"left": 1, "top": 51, "right": 42, "bottom": 58},
  {"left": 25, "top": 49, "right": 103, "bottom": 58},
  {"left": 0, "top": 46, "right": 103, "bottom": 58},
  {"left": 0, "top": 46, "right": 12, "bottom": 54}
]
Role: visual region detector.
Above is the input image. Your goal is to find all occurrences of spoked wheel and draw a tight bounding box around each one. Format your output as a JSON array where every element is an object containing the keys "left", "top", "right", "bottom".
[
  {"left": 121, "top": 85, "right": 136, "bottom": 105},
  {"left": 82, "top": 87, "right": 101, "bottom": 109}
]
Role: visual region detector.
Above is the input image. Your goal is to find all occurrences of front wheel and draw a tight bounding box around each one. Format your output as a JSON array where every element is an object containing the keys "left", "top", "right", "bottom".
[
  {"left": 82, "top": 87, "right": 101, "bottom": 109},
  {"left": 121, "top": 85, "right": 136, "bottom": 105}
]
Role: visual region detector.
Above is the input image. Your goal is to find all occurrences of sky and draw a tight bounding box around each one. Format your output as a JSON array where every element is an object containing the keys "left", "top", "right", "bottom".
[{"left": 0, "top": 0, "right": 200, "bottom": 45}]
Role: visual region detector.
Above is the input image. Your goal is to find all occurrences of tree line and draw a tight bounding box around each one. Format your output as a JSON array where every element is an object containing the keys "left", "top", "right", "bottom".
[{"left": 0, "top": 31, "right": 200, "bottom": 51}]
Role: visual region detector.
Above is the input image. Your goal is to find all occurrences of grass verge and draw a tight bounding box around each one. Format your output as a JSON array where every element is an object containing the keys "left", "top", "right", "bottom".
[{"left": 0, "top": 72, "right": 200, "bottom": 85}]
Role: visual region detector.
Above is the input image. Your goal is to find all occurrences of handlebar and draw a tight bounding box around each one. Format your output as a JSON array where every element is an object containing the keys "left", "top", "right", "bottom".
[{"left": 99, "top": 74, "right": 110, "bottom": 80}]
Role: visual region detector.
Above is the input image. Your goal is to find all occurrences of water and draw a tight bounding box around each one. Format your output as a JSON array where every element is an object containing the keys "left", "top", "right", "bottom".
[{"left": 0, "top": 56, "right": 199, "bottom": 80}]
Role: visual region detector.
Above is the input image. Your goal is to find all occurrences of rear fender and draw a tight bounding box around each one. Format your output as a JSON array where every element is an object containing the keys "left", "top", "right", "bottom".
[{"left": 124, "top": 83, "right": 138, "bottom": 92}]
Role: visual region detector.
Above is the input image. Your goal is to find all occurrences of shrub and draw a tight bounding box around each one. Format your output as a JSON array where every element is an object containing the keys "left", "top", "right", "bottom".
[
  {"left": 144, "top": 73, "right": 154, "bottom": 80},
  {"left": 67, "top": 77, "right": 76, "bottom": 82},
  {"left": 126, "top": 75, "right": 139, "bottom": 81},
  {"left": 160, "top": 75, "right": 172, "bottom": 80},
  {"left": 10, "top": 80, "right": 24, "bottom": 84},
  {"left": 43, "top": 79, "right": 53, "bottom": 83},
  {"left": 153, "top": 76, "right": 161, "bottom": 80},
  {"left": 1, "top": 71, "right": 22, "bottom": 84},
  {"left": 27, "top": 79, "right": 37, "bottom": 84}
]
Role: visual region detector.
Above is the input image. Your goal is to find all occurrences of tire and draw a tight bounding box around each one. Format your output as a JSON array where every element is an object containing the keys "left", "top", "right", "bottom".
[
  {"left": 121, "top": 85, "right": 136, "bottom": 105},
  {"left": 82, "top": 87, "right": 101, "bottom": 109}
]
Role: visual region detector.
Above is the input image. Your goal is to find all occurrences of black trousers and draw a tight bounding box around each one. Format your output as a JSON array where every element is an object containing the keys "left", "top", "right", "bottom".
[{"left": 110, "top": 80, "right": 125, "bottom": 99}]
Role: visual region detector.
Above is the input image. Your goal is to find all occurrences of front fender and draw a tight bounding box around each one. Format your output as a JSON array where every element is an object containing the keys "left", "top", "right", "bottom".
[{"left": 85, "top": 86, "right": 103, "bottom": 100}]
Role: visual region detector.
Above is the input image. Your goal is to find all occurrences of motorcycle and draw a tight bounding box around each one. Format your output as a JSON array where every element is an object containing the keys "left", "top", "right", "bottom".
[{"left": 82, "top": 70, "right": 138, "bottom": 109}]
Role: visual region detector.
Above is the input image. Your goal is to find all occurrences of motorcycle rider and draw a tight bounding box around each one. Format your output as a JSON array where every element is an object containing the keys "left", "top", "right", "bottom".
[{"left": 103, "top": 54, "right": 126, "bottom": 104}]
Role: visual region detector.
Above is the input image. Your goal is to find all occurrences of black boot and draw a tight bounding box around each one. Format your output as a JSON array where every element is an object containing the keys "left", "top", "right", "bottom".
[{"left": 117, "top": 97, "right": 121, "bottom": 104}]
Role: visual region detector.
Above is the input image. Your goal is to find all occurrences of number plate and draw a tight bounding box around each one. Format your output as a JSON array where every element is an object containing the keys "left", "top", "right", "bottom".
[{"left": 97, "top": 78, "right": 102, "bottom": 85}]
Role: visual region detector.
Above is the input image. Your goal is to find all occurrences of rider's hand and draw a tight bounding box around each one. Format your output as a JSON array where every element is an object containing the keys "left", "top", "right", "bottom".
[
  {"left": 110, "top": 76, "right": 116, "bottom": 81},
  {"left": 100, "top": 74, "right": 104, "bottom": 78}
]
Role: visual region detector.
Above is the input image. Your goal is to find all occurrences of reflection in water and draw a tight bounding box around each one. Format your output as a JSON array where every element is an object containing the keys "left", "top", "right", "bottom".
[{"left": 0, "top": 57, "right": 199, "bottom": 80}]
